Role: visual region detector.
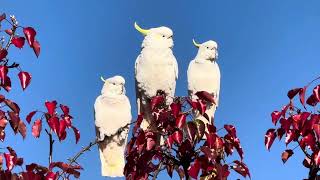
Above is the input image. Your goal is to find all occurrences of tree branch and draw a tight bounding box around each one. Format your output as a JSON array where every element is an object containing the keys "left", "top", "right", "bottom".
[{"left": 45, "top": 129, "right": 54, "bottom": 165}]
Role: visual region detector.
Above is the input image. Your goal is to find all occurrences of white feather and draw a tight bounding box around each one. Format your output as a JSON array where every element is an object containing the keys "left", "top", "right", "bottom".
[
  {"left": 94, "top": 75, "right": 132, "bottom": 177},
  {"left": 135, "top": 25, "right": 178, "bottom": 130},
  {"left": 187, "top": 40, "right": 220, "bottom": 123}
]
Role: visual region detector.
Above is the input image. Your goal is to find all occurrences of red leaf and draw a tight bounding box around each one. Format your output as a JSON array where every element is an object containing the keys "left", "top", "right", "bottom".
[
  {"left": 0, "top": 128, "right": 5, "bottom": 141},
  {"left": 186, "top": 121, "right": 197, "bottom": 142},
  {"left": 166, "top": 164, "right": 174, "bottom": 178},
  {"left": 271, "top": 111, "right": 281, "bottom": 125},
  {"left": 282, "top": 149, "right": 294, "bottom": 163},
  {"left": 151, "top": 95, "right": 164, "bottom": 110},
  {"left": 232, "top": 160, "right": 251, "bottom": 178},
  {"left": 2, "top": 76, "right": 11, "bottom": 92},
  {"left": 306, "top": 94, "right": 318, "bottom": 106},
  {"left": 233, "top": 137, "right": 244, "bottom": 160},
  {"left": 5, "top": 29, "right": 12, "bottom": 35},
  {"left": 45, "top": 101, "right": 57, "bottom": 115},
  {"left": 4, "top": 153, "right": 15, "bottom": 171},
  {"left": 26, "top": 111, "right": 37, "bottom": 124},
  {"left": 145, "top": 131, "right": 156, "bottom": 151},
  {"left": 18, "top": 120, "right": 27, "bottom": 139},
  {"left": 287, "top": 88, "right": 302, "bottom": 99},
  {"left": 32, "top": 40, "right": 40, "bottom": 58},
  {"left": 313, "top": 85, "right": 320, "bottom": 102},
  {"left": 175, "top": 114, "right": 186, "bottom": 128},
  {"left": 23, "top": 27, "right": 37, "bottom": 46},
  {"left": 300, "top": 133, "right": 316, "bottom": 151},
  {"left": 166, "top": 135, "right": 174, "bottom": 149},
  {"left": 0, "top": 65, "right": 8, "bottom": 83},
  {"left": 8, "top": 112, "right": 20, "bottom": 133},
  {"left": 201, "top": 146, "right": 216, "bottom": 162},
  {"left": 4, "top": 99, "right": 20, "bottom": 114},
  {"left": 18, "top": 71, "right": 32, "bottom": 90},
  {"left": 224, "top": 124, "right": 237, "bottom": 138},
  {"left": 63, "top": 115, "right": 73, "bottom": 128},
  {"left": 45, "top": 171, "right": 57, "bottom": 180},
  {"left": 277, "top": 128, "right": 285, "bottom": 140},
  {"left": 58, "top": 120, "right": 67, "bottom": 141},
  {"left": 281, "top": 104, "right": 290, "bottom": 118},
  {"left": 48, "top": 117, "right": 59, "bottom": 133},
  {"left": 314, "top": 151, "right": 320, "bottom": 166},
  {"left": 303, "top": 157, "right": 312, "bottom": 168},
  {"left": 265, "top": 129, "right": 276, "bottom": 150},
  {"left": 285, "top": 129, "right": 297, "bottom": 145},
  {"left": 207, "top": 124, "right": 216, "bottom": 133},
  {"left": 195, "top": 91, "right": 216, "bottom": 104},
  {"left": 172, "top": 130, "right": 183, "bottom": 144},
  {"left": 0, "top": 49, "right": 8, "bottom": 60},
  {"left": 12, "top": 36, "right": 25, "bottom": 49},
  {"left": 170, "top": 102, "right": 181, "bottom": 118},
  {"left": 188, "top": 159, "right": 200, "bottom": 179},
  {"left": 0, "top": 13, "right": 6, "bottom": 22},
  {"left": 299, "top": 86, "right": 307, "bottom": 107},
  {"left": 133, "top": 114, "right": 143, "bottom": 133},
  {"left": 280, "top": 118, "right": 292, "bottom": 132},
  {"left": 194, "top": 119, "right": 205, "bottom": 140},
  {"left": 71, "top": 126, "right": 80, "bottom": 144},
  {"left": 32, "top": 119, "right": 42, "bottom": 138},
  {"left": 314, "top": 124, "right": 320, "bottom": 140},
  {"left": 60, "top": 104, "right": 70, "bottom": 115},
  {"left": 197, "top": 100, "right": 206, "bottom": 115}
]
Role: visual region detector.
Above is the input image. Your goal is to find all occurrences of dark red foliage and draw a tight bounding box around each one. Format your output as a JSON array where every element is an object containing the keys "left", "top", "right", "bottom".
[
  {"left": 282, "top": 149, "right": 294, "bottom": 163},
  {"left": 32, "top": 40, "right": 41, "bottom": 57},
  {"left": 12, "top": 36, "right": 25, "bottom": 49},
  {"left": 23, "top": 27, "right": 36, "bottom": 47},
  {"left": 0, "top": 49, "right": 8, "bottom": 60},
  {"left": 32, "top": 119, "right": 42, "bottom": 138},
  {"left": 0, "top": 13, "right": 82, "bottom": 180},
  {"left": 125, "top": 92, "right": 249, "bottom": 180},
  {"left": 26, "top": 111, "right": 37, "bottom": 124},
  {"left": 266, "top": 77, "right": 320, "bottom": 180},
  {"left": 265, "top": 129, "right": 276, "bottom": 150},
  {"left": 18, "top": 71, "right": 32, "bottom": 90}
]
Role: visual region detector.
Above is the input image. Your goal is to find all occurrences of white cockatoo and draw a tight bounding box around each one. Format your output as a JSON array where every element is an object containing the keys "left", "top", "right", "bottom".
[
  {"left": 134, "top": 22, "right": 178, "bottom": 130},
  {"left": 187, "top": 39, "right": 220, "bottom": 125},
  {"left": 94, "top": 75, "right": 132, "bottom": 177}
]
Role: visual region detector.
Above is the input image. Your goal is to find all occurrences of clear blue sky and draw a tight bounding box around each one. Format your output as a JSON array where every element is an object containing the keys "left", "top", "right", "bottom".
[{"left": 2, "top": 0, "right": 320, "bottom": 179}]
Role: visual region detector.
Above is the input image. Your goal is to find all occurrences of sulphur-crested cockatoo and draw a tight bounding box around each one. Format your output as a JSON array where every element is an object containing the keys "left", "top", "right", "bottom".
[
  {"left": 187, "top": 39, "right": 220, "bottom": 125},
  {"left": 134, "top": 22, "right": 178, "bottom": 130},
  {"left": 94, "top": 75, "right": 132, "bottom": 177}
]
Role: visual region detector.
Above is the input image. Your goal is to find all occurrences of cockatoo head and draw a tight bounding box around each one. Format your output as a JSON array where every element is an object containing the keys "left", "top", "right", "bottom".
[
  {"left": 134, "top": 22, "right": 173, "bottom": 49},
  {"left": 193, "top": 39, "right": 218, "bottom": 62},
  {"left": 100, "top": 76, "right": 126, "bottom": 96}
]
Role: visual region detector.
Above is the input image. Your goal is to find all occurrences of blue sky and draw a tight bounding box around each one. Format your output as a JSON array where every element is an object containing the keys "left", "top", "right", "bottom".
[{"left": 2, "top": 0, "right": 320, "bottom": 179}]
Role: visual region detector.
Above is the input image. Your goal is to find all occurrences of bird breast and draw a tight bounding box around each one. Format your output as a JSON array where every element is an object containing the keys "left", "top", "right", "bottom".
[
  {"left": 188, "top": 62, "right": 220, "bottom": 93},
  {"left": 136, "top": 49, "right": 177, "bottom": 97}
]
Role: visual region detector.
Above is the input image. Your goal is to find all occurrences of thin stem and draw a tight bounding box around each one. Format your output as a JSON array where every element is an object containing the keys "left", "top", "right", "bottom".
[
  {"left": 45, "top": 129, "right": 54, "bottom": 165},
  {"left": 4, "top": 20, "right": 17, "bottom": 51}
]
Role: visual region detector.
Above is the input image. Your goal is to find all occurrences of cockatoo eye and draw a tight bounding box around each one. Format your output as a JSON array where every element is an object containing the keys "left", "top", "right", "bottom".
[
  {"left": 162, "top": 35, "right": 166, "bottom": 38},
  {"left": 206, "top": 47, "right": 209, "bottom": 49}
]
